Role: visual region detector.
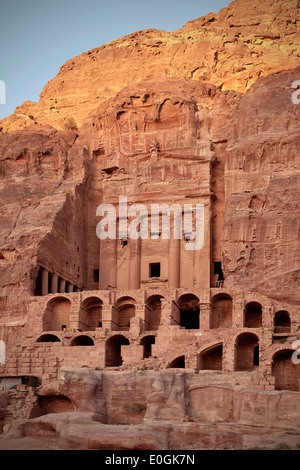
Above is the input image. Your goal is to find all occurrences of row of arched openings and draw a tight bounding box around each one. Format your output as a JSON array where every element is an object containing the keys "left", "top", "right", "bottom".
[
  {"left": 168, "top": 334, "right": 299, "bottom": 392},
  {"left": 169, "top": 333, "right": 259, "bottom": 371},
  {"left": 42, "top": 295, "right": 163, "bottom": 332},
  {"left": 36, "top": 333, "right": 156, "bottom": 367},
  {"left": 41, "top": 294, "right": 292, "bottom": 333}
]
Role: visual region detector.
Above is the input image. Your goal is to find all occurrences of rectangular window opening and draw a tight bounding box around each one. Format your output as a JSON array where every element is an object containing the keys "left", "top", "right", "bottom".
[
  {"left": 93, "top": 269, "right": 99, "bottom": 283},
  {"left": 149, "top": 263, "right": 161, "bottom": 278},
  {"left": 214, "top": 261, "right": 224, "bottom": 281}
]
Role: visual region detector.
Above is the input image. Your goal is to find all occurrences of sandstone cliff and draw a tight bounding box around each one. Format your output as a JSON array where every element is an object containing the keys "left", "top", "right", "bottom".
[
  {"left": 0, "top": 0, "right": 299, "bottom": 133},
  {"left": 0, "top": 127, "right": 85, "bottom": 337},
  {"left": 0, "top": 0, "right": 299, "bottom": 451},
  {"left": 223, "top": 66, "right": 300, "bottom": 304}
]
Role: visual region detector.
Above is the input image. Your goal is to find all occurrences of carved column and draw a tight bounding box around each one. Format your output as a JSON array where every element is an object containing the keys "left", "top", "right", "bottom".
[
  {"left": 67, "top": 283, "right": 73, "bottom": 293},
  {"left": 129, "top": 238, "right": 141, "bottom": 290},
  {"left": 59, "top": 278, "right": 66, "bottom": 293},
  {"left": 102, "top": 305, "right": 116, "bottom": 331},
  {"left": 168, "top": 238, "right": 180, "bottom": 288},
  {"left": 51, "top": 273, "right": 58, "bottom": 294},
  {"left": 41, "top": 268, "right": 49, "bottom": 296},
  {"left": 99, "top": 238, "right": 117, "bottom": 289},
  {"left": 200, "top": 302, "right": 211, "bottom": 329}
]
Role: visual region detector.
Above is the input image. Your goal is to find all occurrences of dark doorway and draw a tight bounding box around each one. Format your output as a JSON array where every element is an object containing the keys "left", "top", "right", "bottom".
[
  {"left": 140, "top": 335, "right": 156, "bottom": 358},
  {"left": 274, "top": 311, "right": 291, "bottom": 333},
  {"left": 178, "top": 294, "right": 200, "bottom": 329},
  {"left": 272, "top": 350, "right": 300, "bottom": 391},
  {"left": 105, "top": 335, "right": 130, "bottom": 367},
  {"left": 36, "top": 334, "right": 61, "bottom": 343},
  {"left": 168, "top": 356, "right": 185, "bottom": 368},
  {"left": 198, "top": 344, "right": 223, "bottom": 370},
  {"left": 29, "top": 395, "right": 75, "bottom": 418},
  {"left": 244, "top": 302, "right": 262, "bottom": 327},
  {"left": 235, "top": 333, "right": 259, "bottom": 371},
  {"left": 214, "top": 261, "right": 224, "bottom": 287},
  {"left": 34, "top": 266, "right": 42, "bottom": 296},
  {"left": 71, "top": 335, "right": 94, "bottom": 346},
  {"left": 253, "top": 345, "right": 259, "bottom": 366}
]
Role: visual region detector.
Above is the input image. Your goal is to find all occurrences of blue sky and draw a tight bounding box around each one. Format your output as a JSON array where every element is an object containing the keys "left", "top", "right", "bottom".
[{"left": 0, "top": 0, "right": 230, "bottom": 120}]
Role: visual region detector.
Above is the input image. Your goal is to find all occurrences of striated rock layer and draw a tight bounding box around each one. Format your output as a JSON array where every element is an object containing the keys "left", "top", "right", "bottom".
[
  {"left": 0, "top": 0, "right": 299, "bottom": 132},
  {"left": 223, "top": 67, "right": 300, "bottom": 304}
]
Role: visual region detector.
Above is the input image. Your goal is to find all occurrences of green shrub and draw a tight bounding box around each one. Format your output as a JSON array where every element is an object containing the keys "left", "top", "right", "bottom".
[
  {"left": 62, "top": 117, "right": 78, "bottom": 132},
  {"left": 274, "top": 442, "right": 292, "bottom": 450},
  {"left": 122, "top": 402, "right": 146, "bottom": 415}
]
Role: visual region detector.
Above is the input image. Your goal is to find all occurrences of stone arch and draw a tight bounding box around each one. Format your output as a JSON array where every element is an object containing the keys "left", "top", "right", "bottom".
[
  {"left": 244, "top": 301, "right": 262, "bottom": 328},
  {"left": 177, "top": 293, "right": 200, "bottom": 329},
  {"left": 115, "top": 296, "right": 136, "bottom": 331},
  {"left": 0, "top": 340, "right": 5, "bottom": 364},
  {"left": 211, "top": 294, "right": 232, "bottom": 329},
  {"left": 274, "top": 310, "right": 291, "bottom": 333},
  {"left": 140, "top": 335, "right": 156, "bottom": 358},
  {"left": 79, "top": 296, "right": 103, "bottom": 331},
  {"left": 145, "top": 294, "right": 164, "bottom": 331},
  {"left": 235, "top": 332, "right": 259, "bottom": 371},
  {"left": 198, "top": 343, "right": 223, "bottom": 370},
  {"left": 29, "top": 394, "right": 76, "bottom": 418},
  {"left": 168, "top": 355, "right": 185, "bottom": 368},
  {"left": 70, "top": 335, "right": 94, "bottom": 346},
  {"left": 43, "top": 296, "right": 71, "bottom": 331},
  {"left": 36, "top": 334, "right": 61, "bottom": 343},
  {"left": 272, "top": 349, "right": 300, "bottom": 391},
  {"left": 105, "top": 334, "right": 130, "bottom": 367}
]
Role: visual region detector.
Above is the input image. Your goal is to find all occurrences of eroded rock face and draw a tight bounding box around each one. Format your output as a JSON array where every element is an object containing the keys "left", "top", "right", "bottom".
[
  {"left": 0, "top": 0, "right": 299, "bottom": 132},
  {"left": 0, "top": 127, "right": 85, "bottom": 343},
  {"left": 0, "top": 0, "right": 299, "bottom": 452},
  {"left": 223, "top": 67, "right": 300, "bottom": 304},
  {"left": 1, "top": 368, "right": 300, "bottom": 450}
]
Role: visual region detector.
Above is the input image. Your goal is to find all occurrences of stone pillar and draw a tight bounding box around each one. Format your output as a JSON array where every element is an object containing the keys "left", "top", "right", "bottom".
[
  {"left": 59, "top": 278, "right": 66, "bottom": 293},
  {"left": 263, "top": 303, "right": 273, "bottom": 328},
  {"left": 200, "top": 302, "right": 211, "bottom": 330},
  {"left": 194, "top": 200, "right": 211, "bottom": 288},
  {"left": 129, "top": 238, "right": 141, "bottom": 290},
  {"left": 67, "top": 283, "right": 73, "bottom": 293},
  {"left": 69, "top": 296, "right": 81, "bottom": 331},
  {"left": 144, "top": 305, "right": 151, "bottom": 331},
  {"left": 159, "top": 299, "right": 173, "bottom": 326},
  {"left": 108, "top": 306, "right": 119, "bottom": 331},
  {"left": 130, "top": 316, "right": 143, "bottom": 337},
  {"left": 223, "top": 337, "right": 236, "bottom": 372},
  {"left": 41, "top": 268, "right": 49, "bottom": 296},
  {"left": 99, "top": 238, "right": 117, "bottom": 289},
  {"left": 51, "top": 273, "right": 58, "bottom": 294},
  {"left": 232, "top": 296, "right": 244, "bottom": 328},
  {"left": 168, "top": 238, "right": 180, "bottom": 288}
]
